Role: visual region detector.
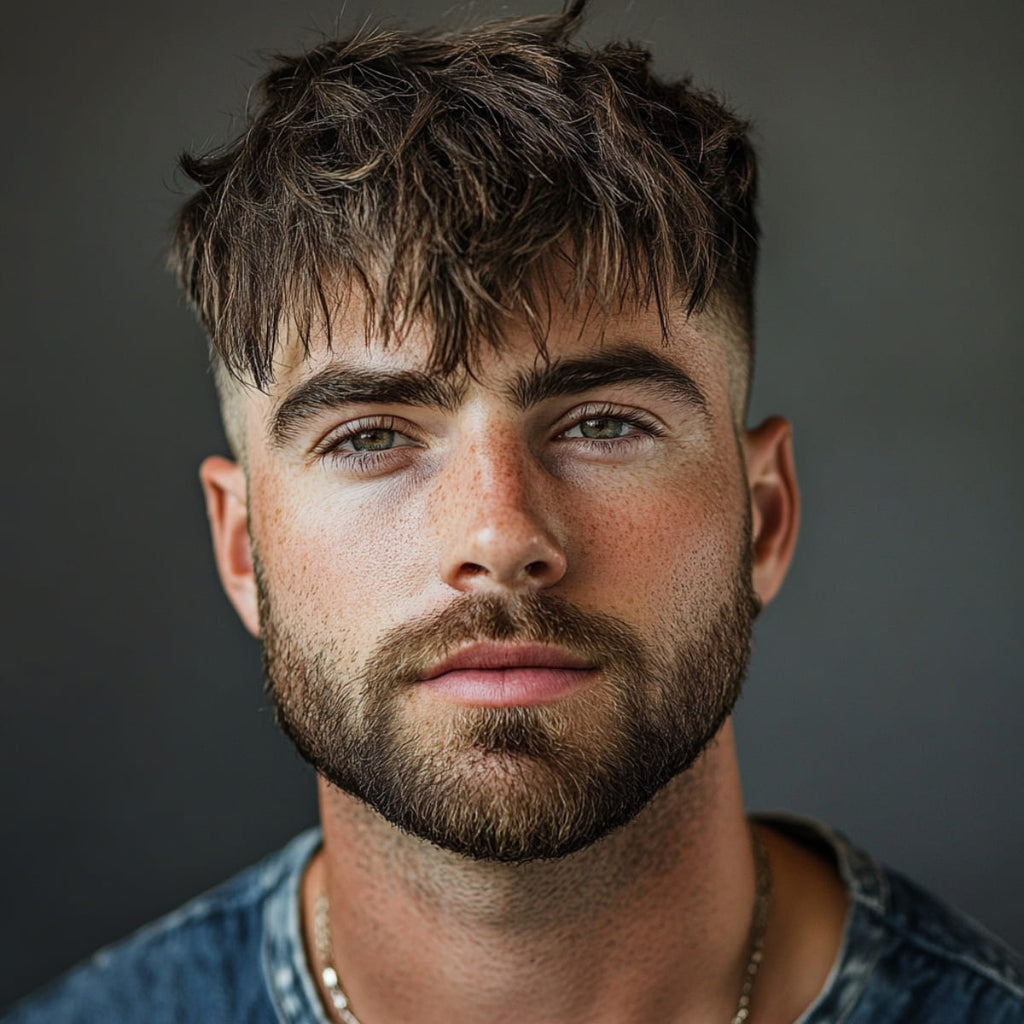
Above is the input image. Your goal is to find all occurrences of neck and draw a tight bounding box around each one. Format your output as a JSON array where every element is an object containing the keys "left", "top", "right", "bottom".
[{"left": 302, "top": 722, "right": 764, "bottom": 1024}]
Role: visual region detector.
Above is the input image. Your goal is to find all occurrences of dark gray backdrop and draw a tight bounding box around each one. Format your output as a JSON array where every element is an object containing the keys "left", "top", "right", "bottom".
[{"left": 3, "top": 0, "right": 1021, "bottom": 1009}]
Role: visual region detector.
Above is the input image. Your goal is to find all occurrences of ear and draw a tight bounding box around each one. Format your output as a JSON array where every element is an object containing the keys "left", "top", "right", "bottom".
[
  {"left": 199, "top": 456, "right": 260, "bottom": 637},
  {"left": 741, "top": 416, "right": 800, "bottom": 608}
]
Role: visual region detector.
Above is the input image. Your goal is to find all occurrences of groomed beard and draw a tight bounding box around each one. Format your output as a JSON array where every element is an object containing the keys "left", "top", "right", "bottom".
[{"left": 258, "top": 558, "right": 759, "bottom": 863}]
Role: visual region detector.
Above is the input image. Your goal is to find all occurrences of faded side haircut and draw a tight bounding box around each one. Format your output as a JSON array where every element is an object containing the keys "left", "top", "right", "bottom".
[{"left": 170, "top": 0, "right": 759, "bottom": 400}]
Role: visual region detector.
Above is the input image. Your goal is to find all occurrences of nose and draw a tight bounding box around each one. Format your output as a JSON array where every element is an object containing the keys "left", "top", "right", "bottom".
[{"left": 437, "top": 440, "right": 567, "bottom": 594}]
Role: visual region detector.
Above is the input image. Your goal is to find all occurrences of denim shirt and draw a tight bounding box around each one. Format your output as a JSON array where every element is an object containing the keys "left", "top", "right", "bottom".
[{"left": 5, "top": 815, "right": 1022, "bottom": 1023}]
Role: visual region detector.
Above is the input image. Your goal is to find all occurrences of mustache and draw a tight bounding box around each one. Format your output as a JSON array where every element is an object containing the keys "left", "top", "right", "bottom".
[{"left": 358, "top": 591, "right": 646, "bottom": 691}]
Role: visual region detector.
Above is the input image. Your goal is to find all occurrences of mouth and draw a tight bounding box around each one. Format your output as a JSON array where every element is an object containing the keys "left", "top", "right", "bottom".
[{"left": 418, "top": 643, "right": 597, "bottom": 707}]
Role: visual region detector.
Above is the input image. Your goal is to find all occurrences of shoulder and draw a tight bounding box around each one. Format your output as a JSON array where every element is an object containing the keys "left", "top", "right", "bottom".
[
  {"left": 857, "top": 865, "right": 1024, "bottom": 1022},
  {"left": 759, "top": 815, "right": 1024, "bottom": 1024},
  {"left": 1, "top": 830, "right": 321, "bottom": 1024}
]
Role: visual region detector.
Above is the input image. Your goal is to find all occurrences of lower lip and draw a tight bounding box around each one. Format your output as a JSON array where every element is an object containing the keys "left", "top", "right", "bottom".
[{"left": 419, "top": 667, "right": 596, "bottom": 706}]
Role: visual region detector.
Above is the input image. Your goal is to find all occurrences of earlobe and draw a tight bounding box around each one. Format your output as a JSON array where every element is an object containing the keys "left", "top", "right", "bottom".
[
  {"left": 199, "top": 456, "right": 261, "bottom": 637},
  {"left": 742, "top": 416, "right": 800, "bottom": 608}
]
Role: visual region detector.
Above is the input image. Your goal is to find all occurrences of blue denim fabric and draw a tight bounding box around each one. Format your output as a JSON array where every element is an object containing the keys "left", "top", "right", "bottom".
[{"left": 4, "top": 817, "right": 1022, "bottom": 1023}]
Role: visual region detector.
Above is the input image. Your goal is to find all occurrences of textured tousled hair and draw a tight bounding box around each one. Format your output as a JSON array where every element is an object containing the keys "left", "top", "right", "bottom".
[{"left": 170, "top": 0, "right": 759, "bottom": 393}]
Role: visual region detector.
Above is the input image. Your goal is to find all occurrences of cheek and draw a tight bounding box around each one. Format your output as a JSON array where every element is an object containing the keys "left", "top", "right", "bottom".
[
  {"left": 564, "top": 468, "right": 744, "bottom": 624},
  {"left": 248, "top": 471, "right": 438, "bottom": 631},
  {"left": 247, "top": 445, "right": 747, "bottom": 638}
]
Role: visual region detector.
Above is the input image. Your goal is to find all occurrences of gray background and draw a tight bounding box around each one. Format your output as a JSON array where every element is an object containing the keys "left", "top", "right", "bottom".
[{"left": 2, "top": 0, "right": 1021, "bottom": 1009}]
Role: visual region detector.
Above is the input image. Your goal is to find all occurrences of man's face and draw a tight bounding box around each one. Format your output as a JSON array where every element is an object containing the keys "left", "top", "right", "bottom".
[{"left": 223, "top": 298, "right": 772, "bottom": 861}]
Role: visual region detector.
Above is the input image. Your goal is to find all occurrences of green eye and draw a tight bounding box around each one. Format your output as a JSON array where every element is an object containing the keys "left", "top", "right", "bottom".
[
  {"left": 577, "top": 417, "right": 629, "bottom": 439},
  {"left": 349, "top": 428, "right": 397, "bottom": 451}
]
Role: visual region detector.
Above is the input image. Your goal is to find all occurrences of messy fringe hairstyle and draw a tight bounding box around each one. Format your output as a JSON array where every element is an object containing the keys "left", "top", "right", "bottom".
[{"left": 171, "top": 0, "right": 759, "bottom": 394}]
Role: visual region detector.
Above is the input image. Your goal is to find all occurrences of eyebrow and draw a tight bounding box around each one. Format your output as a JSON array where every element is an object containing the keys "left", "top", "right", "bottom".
[
  {"left": 269, "top": 366, "right": 465, "bottom": 447},
  {"left": 508, "top": 344, "right": 708, "bottom": 413},
  {"left": 269, "top": 343, "right": 707, "bottom": 447}
]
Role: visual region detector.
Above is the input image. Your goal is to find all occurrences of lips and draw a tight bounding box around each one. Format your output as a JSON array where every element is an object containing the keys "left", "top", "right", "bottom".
[
  {"left": 418, "top": 643, "right": 596, "bottom": 706},
  {"left": 421, "top": 643, "right": 591, "bottom": 679}
]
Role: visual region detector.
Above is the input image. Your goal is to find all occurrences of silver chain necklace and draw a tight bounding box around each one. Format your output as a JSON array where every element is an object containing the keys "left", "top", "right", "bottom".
[{"left": 314, "top": 830, "right": 772, "bottom": 1024}]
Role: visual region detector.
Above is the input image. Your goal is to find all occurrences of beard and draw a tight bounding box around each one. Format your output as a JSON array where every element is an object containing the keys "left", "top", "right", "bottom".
[{"left": 258, "top": 557, "right": 759, "bottom": 864}]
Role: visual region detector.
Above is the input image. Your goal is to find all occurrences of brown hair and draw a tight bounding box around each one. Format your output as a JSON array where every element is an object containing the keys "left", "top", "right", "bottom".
[{"left": 171, "top": 0, "right": 759, "bottom": 393}]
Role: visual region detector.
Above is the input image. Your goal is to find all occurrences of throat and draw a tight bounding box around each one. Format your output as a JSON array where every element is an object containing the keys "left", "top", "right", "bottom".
[
  {"left": 301, "top": 743, "right": 770, "bottom": 1023},
  {"left": 329, "top": 762, "right": 718, "bottom": 929}
]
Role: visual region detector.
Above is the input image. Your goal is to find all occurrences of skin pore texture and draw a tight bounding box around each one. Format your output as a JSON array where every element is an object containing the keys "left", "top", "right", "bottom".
[{"left": 200, "top": 295, "right": 849, "bottom": 1023}]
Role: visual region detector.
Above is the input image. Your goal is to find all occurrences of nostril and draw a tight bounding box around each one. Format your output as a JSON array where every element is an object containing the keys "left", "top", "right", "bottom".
[{"left": 442, "top": 532, "right": 567, "bottom": 592}]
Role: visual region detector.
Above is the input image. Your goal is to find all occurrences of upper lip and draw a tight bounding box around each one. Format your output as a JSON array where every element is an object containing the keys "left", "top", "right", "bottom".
[{"left": 420, "top": 643, "right": 592, "bottom": 680}]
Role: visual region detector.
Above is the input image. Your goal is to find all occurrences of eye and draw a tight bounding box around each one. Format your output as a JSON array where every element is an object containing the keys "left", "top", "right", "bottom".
[
  {"left": 564, "top": 416, "right": 634, "bottom": 440},
  {"left": 312, "top": 416, "right": 423, "bottom": 472},
  {"left": 559, "top": 406, "right": 662, "bottom": 443},
  {"left": 344, "top": 427, "right": 402, "bottom": 452}
]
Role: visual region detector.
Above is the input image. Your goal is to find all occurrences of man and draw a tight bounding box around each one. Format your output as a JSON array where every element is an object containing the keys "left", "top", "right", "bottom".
[{"left": 5, "top": 2, "right": 1022, "bottom": 1022}]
